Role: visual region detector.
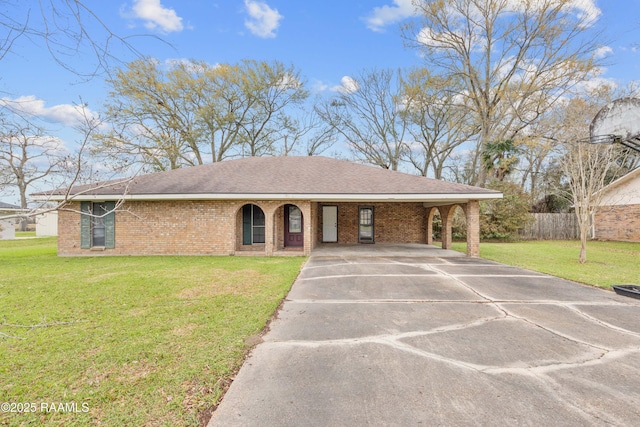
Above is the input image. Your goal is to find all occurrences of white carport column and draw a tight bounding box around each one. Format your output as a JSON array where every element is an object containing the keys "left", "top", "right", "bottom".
[{"left": 466, "top": 200, "right": 480, "bottom": 257}]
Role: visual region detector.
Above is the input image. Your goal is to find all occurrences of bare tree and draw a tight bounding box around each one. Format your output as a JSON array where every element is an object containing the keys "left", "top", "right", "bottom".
[
  {"left": 0, "top": 103, "right": 130, "bottom": 230},
  {"left": 1, "top": 0, "right": 151, "bottom": 79},
  {"left": 233, "top": 61, "right": 309, "bottom": 157},
  {"left": 0, "top": 2, "right": 159, "bottom": 233},
  {"left": 548, "top": 87, "right": 639, "bottom": 263},
  {"left": 273, "top": 111, "right": 337, "bottom": 156},
  {"left": 559, "top": 142, "right": 622, "bottom": 263},
  {"left": 194, "top": 61, "right": 254, "bottom": 162},
  {"left": 94, "top": 59, "right": 309, "bottom": 170},
  {"left": 0, "top": 119, "right": 64, "bottom": 230},
  {"left": 514, "top": 134, "right": 556, "bottom": 202},
  {"left": 404, "top": 0, "right": 603, "bottom": 186},
  {"left": 401, "top": 69, "right": 477, "bottom": 178},
  {"left": 443, "top": 150, "right": 477, "bottom": 185},
  {"left": 316, "top": 69, "right": 408, "bottom": 170},
  {"left": 302, "top": 120, "right": 338, "bottom": 156},
  {"left": 94, "top": 58, "right": 201, "bottom": 172}
]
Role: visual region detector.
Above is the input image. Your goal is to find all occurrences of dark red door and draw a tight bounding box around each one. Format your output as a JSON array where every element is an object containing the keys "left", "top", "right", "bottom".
[{"left": 284, "top": 204, "right": 303, "bottom": 247}]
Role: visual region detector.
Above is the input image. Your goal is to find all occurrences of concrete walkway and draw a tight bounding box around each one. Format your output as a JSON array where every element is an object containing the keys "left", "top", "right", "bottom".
[{"left": 209, "top": 249, "right": 640, "bottom": 426}]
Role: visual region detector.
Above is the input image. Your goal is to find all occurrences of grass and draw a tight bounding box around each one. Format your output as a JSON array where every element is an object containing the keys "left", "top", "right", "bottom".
[
  {"left": 15, "top": 231, "right": 36, "bottom": 238},
  {"left": 0, "top": 238, "right": 305, "bottom": 426},
  {"left": 449, "top": 240, "right": 640, "bottom": 289}
]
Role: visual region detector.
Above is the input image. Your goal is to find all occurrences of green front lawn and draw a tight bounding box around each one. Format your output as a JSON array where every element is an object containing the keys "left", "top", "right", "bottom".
[
  {"left": 15, "top": 231, "right": 37, "bottom": 238},
  {"left": 0, "top": 238, "right": 305, "bottom": 426},
  {"left": 450, "top": 240, "right": 640, "bottom": 288}
]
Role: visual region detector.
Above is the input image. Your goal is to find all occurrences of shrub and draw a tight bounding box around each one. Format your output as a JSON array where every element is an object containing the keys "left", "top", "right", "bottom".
[{"left": 480, "top": 180, "right": 533, "bottom": 240}]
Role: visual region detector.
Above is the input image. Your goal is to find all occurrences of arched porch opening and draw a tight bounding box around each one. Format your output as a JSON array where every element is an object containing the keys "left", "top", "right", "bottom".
[
  {"left": 426, "top": 202, "right": 480, "bottom": 257},
  {"left": 274, "top": 203, "right": 305, "bottom": 252},
  {"left": 426, "top": 207, "right": 442, "bottom": 246},
  {"left": 235, "top": 203, "right": 266, "bottom": 253},
  {"left": 439, "top": 204, "right": 465, "bottom": 250}
]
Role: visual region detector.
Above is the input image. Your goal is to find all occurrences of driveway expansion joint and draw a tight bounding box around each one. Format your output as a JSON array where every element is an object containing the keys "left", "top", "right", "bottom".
[{"left": 210, "top": 253, "right": 640, "bottom": 427}]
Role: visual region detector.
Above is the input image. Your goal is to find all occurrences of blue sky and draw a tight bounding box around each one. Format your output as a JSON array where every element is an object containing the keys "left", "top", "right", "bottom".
[
  {"left": 1, "top": 0, "right": 640, "bottom": 203},
  {"left": 2, "top": 0, "right": 638, "bottom": 124}
]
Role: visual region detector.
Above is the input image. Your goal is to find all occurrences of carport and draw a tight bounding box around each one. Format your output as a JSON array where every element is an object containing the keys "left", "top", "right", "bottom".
[{"left": 313, "top": 198, "right": 488, "bottom": 257}]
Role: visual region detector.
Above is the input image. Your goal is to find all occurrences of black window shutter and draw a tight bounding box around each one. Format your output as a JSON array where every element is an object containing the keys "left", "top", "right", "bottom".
[
  {"left": 242, "top": 205, "right": 252, "bottom": 245},
  {"left": 80, "top": 202, "right": 91, "bottom": 249},
  {"left": 104, "top": 201, "right": 116, "bottom": 249}
]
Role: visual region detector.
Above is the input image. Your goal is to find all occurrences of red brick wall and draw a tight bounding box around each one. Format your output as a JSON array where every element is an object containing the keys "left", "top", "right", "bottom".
[
  {"left": 317, "top": 202, "right": 427, "bottom": 244},
  {"left": 58, "top": 200, "right": 439, "bottom": 255},
  {"left": 58, "top": 199, "right": 489, "bottom": 255},
  {"left": 594, "top": 204, "right": 640, "bottom": 242},
  {"left": 58, "top": 200, "right": 312, "bottom": 256}
]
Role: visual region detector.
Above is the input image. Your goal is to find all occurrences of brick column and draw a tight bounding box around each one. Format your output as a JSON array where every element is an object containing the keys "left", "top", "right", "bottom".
[
  {"left": 425, "top": 207, "right": 434, "bottom": 245},
  {"left": 466, "top": 200, "right": 480, "bottom": 257},
  {"left": 309, "top": 202, "right": 318, "bottom": 251},
  {"left": 302, "top": 202, "right": 312, "bottom": 256},
  {"left": 265, "top": 209, "right": 274, "bottom": 256},
  {"left": 440, "top": 205, "right": 452, "bottom": 250}
]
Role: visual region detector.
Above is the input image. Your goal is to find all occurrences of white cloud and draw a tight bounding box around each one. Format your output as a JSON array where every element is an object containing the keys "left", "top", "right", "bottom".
[
  {"left": 0, "top": 96, "right": 97, "bottom": 127},
  {"left": 417, "top": 0, "right": 601, "bottom": 55},
  {"left": 331, "top": 76, "right": 359, "bottom": 94},
  {"left": 364, "top": 0, "right": 416, "bottom": 32},
  {"left": 3, "top": 133, "right": 65, "bottom": 152},
  {"left": 501, "top": 0, "right": 600, "bottom": 23},
  {"left": 594, "top": 45, "right": 613, "bottom": 59},
  {"left": 276, "top": 73, "right": 302, "bottom": 90},
  {"left": 130, "top": 0, "right": 184, "bottom": 33},
  {"left": 576, "top": 75, "right": 618, "bottom": 93},
  {"left": 417, "top": 25, "right": 488, "bottom": 53},
  {"left": 30, "top": 136, "right": 67, "bottom": 153},
  {"left": 567, "top": 0, "right": 601, "bottom": 26},
  {"left": 310, "top": 80, "right": 329, "bottom": 93},
  {"left": 548, "top": 66, "right": 618, "bottom": 96},
  {"left": 244, "top": 0, "right": 282, "bottom": 38},
  {"left": 164, "top": 58, "right": 219, "bottom": 73}
]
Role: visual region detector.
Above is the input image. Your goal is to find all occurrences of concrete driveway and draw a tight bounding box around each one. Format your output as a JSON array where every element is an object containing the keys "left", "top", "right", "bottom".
[{"left": 209, "top": 247, "right": 640, "bottom": 426}]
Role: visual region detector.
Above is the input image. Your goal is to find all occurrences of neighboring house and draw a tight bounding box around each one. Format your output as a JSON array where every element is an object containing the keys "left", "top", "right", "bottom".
[
  {"left": 0, "top": 201, "right": 21, "bottom": 240},
  {"left": 33, "top": 156, "right": 502, "bottom": 257},
  {"left": 593, "top": 167, "right": 640, "bottom": 242},
  {"left": 35, "top": 210, "right": 58, "bottom": 237}
]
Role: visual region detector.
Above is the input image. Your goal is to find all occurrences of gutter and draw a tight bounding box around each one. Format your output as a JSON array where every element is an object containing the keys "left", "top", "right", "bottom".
[{"left": 33, "top": 192, "right": 503, "bottom": 203}]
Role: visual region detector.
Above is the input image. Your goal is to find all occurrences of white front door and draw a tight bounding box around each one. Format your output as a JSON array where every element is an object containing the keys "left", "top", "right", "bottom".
[{"left": 322, "top": 205, "right": 338, "bottom": 242}]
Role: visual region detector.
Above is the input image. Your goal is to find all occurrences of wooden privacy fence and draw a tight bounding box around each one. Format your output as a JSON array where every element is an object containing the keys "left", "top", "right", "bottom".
[{"left": 520, "top": 213, "right": 580, "bottom": 240}]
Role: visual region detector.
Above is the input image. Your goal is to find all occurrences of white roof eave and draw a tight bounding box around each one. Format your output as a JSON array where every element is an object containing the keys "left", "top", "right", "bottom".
[{"left": 34, "top": 192, "right": 503, "bottom": 203}]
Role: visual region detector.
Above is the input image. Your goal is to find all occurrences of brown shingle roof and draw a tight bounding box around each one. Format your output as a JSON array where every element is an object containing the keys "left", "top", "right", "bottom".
[{"left": 39, "top": 156, "right": 501, "bottom": 201}]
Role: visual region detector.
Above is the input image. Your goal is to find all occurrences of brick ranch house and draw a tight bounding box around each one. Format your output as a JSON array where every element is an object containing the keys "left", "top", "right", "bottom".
[
  {"left": 593, "top": 167, "right": 640, "bottom": 242},
  {"left": 34, "top": 156, "right": 502, "bottom": 257}
]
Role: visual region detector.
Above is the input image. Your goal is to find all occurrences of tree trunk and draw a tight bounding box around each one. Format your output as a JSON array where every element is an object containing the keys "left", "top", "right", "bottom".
[
  {"left": 475, "top": 125, "right": 491, "bottom": 187},
  {"left": 577, "top": 209, "right": 590, "bottom": 264},
  {"left": 19, "top": 182, "right": 28, "bottom": 232},
  {"left": 579, "top": 231, "right": 588, "bottom": 264}
]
